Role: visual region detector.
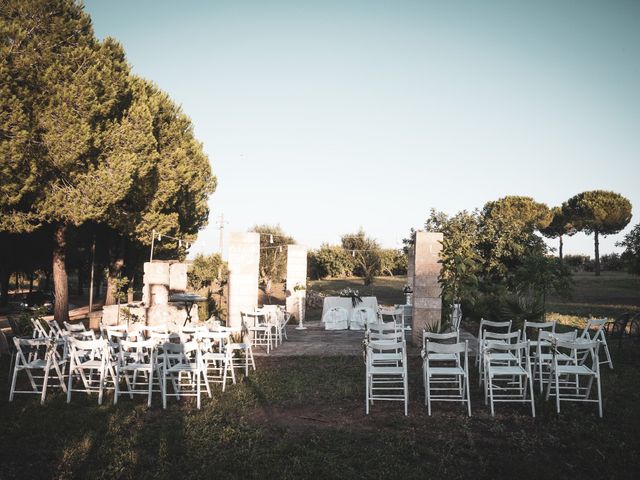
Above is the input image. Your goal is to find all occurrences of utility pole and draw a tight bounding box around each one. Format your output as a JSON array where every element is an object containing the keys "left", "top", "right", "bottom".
[{"left": 216, "top": 213, "right": 228, "bottom": 254}]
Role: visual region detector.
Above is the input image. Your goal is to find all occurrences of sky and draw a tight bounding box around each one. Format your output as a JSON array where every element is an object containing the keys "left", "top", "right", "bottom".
[{"left": 84, "top": 0, "right": 640, "bottom": 258}]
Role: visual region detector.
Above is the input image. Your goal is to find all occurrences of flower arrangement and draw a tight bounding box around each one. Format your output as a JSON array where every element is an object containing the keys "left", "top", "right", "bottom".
[
  {"left": 402, "top": 284, "right": 413, "bottom": 294},
  {"left": 339, "top": 288, "right": 362, "bottom": 307},
  {"left": 293, "top": 282, "right": 306, "bottom": 292}
]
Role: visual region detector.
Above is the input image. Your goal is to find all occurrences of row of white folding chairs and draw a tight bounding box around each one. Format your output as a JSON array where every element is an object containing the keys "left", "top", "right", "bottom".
[
  {"left": 476, "top": 325, "right": 604, "bottom": 417},
  {"left": 241, "top": 307, "right": 291, "bottom": 354},
  {"left": 9, "top": 327, "right": 255, "bottom": 408},
  {"left": 477, "top": 318, "right": 613, "bottom": 370}
]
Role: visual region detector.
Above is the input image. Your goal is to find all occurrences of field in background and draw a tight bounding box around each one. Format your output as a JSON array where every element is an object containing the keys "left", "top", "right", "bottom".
[{"left": 306, "top": 272, "right": 640, "bottom": 325}]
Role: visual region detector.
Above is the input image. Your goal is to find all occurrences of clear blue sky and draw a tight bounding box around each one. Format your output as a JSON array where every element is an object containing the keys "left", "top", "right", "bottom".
[{"left": 85, "top": 0, "right": 640, "bottom": 258}]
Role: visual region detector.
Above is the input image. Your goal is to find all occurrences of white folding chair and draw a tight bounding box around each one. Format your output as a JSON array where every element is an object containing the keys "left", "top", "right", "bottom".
[
  {"left": 9, "top": 337, "right": 67, "bottom": 404},
  {"left": 197, "top": 330, "right": 236, "bottom": 392},
  {"left": 115, "top": 339, "right": 158, "bottom": 406},
  {"left": 63, "top": 321, "right": 96, "bottom": 340},
  {"left": 423, "top": 340, "right": 471, "bottom": 416},
  {"left": 243, "top": 311, "right": 272, "bottom": 354},
  {"left": 545, "top": 339, "right": 603, "bottom": 417},
  {"left": 161, "top": 341, "right": 210, "bottom": 409},
  {"left": 323, "top": 306, "right": 349, "bottom": 330},
  {"left": 522, "top": 320, "right": 556, "bottom": 364},
  {"left": 535, "top": 330, "right": 577, "bottom": 393},
  {"left": 577, "top": 319, "right": 612, "bottom": 369},
  {"left": 476, "top": 319, "right": 512, "bottom": 366},
  {"left": 365, "top": 340, "right": 408, "bottom": 416},
  {"left": 66, "top": 337, "right": 117, "bottom": 405},
  {"left": 478, "top": 330, "right": 521, "bottom": 387},
  {"left": 484, "top": 340, "right": 535, "bottom": 417}
]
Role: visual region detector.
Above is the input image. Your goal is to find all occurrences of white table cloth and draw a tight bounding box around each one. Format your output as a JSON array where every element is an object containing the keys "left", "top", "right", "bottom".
[{"left": 321, "top": 297, "right": 379, "bottom": 329}]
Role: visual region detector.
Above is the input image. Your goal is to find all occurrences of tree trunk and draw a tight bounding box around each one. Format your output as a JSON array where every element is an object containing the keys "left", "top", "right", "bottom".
[
  {"left": 594, "top": 230, "right": 601, "bottom": 276},
  {"left": 104, "top": 236, "right": 126, "bottom": 306},
  {"left": 558, "top": 235, "right": 563, "bottom": 261},
  {"left": 29, "top": 273, "right": 35, "bottom": 292},
  {"left": 53, "top": 223, "right": 69, "bottom": 323},
  {"left": 77, "top": 267, "right": 84, "bottom": 296}
]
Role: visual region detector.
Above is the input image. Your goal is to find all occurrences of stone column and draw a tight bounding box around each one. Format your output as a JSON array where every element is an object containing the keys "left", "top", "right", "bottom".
[
  {"left": 411, "top": 231, "right": 443, "bottom": 346},
  {"left": 228, "top": 232, "right": 260, "bottom": 329},
  {"left": 407, "top": 245, "right": 415, "bottom": 290},
  {"left": 285, "top": 245, "right": 308, "bottom": 321}
]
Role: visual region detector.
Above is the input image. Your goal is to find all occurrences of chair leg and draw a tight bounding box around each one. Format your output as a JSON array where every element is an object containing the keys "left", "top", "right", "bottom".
[
  {"left": 596, "top": 374, "right": 603, "bottom": 418},
  {"left": 528, "top": 373, "right": 536, "bottom": 418},
  {"left": 9, "top": 363, "right": 19, "bottom": 402},
  {"left": 465, "top": 373, "right": 472, "bottom": 417},
  {"left": 147, "top": 368, "right": 153, "bottom": 407}
]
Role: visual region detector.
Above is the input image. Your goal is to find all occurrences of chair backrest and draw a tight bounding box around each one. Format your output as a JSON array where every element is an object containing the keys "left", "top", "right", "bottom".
[
  {"left": 67, "top": 337, "right": 108, "bottom": 364},
  {"left": 366, "top": 340, "right": 406, "bottom": 356},
  {"left": 31, "top": 319, "right": 51, "bottom": 339},
  {"left": 580, "top": 318, "right": 607, "bottom": 339},
  {"left": 423, "top": 330, "right": 459, "bottom": 348},
  {"left": 368, "top": 322, "right": 398, "bottom": 335},
  {"left": 162, "top": 340, "right": 200, "bottom": 367},
  {"left": 556, "top": 339, "right": 601, "bottom": 370},
  {"left": 63, "top": 321, "right": 86, "bottom": 333},
  {"left": 483, "top": 330, "right": 521, "bottom": 343},
  {"left": 522, "top": 320, "right": 555, "bottom": 341},
  {"left": 196, "top": 330, "right": 230, "bottom": 352},
  {"left": 539, "top": 330, "right": 577, "bottom": 342},
  {"left": 425, "top": 339, "right": 468, "bottom": 356},
  {"left": 485, "top": 340, "right": 528, "bottom": 356},
  {"left": 119, "top": 339, "right": 156, "bottom": 365},
  {"left": 368, "top": 329, "right": 404, "bottom": 343},
  {"left": 478, "top": 319, "right": 512, "bottom": 338}
]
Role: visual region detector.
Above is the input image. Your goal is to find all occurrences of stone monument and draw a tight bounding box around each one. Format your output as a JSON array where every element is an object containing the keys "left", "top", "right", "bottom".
[
  {"left": 410, "top": 231, "right": 443, "bottom": 346},
  {"left": 227, "top": 232, "right": 260, "bottom": 329}
]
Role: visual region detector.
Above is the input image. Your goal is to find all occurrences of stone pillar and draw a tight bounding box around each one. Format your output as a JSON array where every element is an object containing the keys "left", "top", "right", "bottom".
[
  {"left": 411, "top": 231, "right": 443, "bottom": 346},
  {"left": 142, "top": 262, "right": 170, "bottom": 305},
  {"left": 407, "top": 244, "right": 415, "bottom": 290},
  {"left": 228, "top": 232, "right": 260, "bottom": 329},
  {"left": 169, "top": 263, "right": 188, "bottom": 292},
  {"left": 285, "top": 245, "right": 308, "bottom": 321}
]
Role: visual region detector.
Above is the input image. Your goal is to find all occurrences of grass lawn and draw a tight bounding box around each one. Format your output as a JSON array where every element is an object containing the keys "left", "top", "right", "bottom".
[
  {"left": 1, "top": 345, "right": 639, "bottom": 479},
  {"left": 1, "top": 272, "right": 638, "bottom": 479}
]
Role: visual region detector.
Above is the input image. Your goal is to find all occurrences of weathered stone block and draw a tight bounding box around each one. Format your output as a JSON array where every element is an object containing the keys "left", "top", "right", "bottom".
[
  {"left": 228, "top": 232, "right": 260, "bottom": 328},
  {"left": 169, "top": 263, "right": 188, "bottom": 291}
]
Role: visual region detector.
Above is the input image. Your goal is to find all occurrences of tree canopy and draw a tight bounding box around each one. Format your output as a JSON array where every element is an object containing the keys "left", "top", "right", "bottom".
[
  {"left": 564, "top": 190, "right": 632, "bottom": 275},
  {"left": 0, "top": 0, "right": 216, "bottom": 318}
]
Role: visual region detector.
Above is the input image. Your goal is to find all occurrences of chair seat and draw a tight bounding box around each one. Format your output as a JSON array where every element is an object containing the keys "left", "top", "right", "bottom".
[
  {"left": 486, "top": 353, "right": 517, "bottom": 361},
  {"left": 119, "top": 362, "right": 153, "bottom": 371},
  {"left": 166, "top": 363, "right": 199, "bottom": 374},
  {"left": 369, "top": 366, "right": 406, "bottom": 375},
  {"left": 22, "top": 359, "right": 65, "bottom": 369},
  {"left": 489, "top": 365, "right": 527, "bottom": 376},
  {"left": 428, "top": 366, "right": 465, "bottom": 376},
  {"left": 427, "top": 353, "right": 458, "bottom": 362},
  {"left": 202, "top": 352, "right": 226, "bottom": 361},
  {"left": 76, "top": 360, "right": 103, "bottom": 369},
  {"left": 556, "top": 365, "right": 596, "bottom": 376},
  {"left": 537, "top": 353, "right": 573, "bottom": 362}
]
